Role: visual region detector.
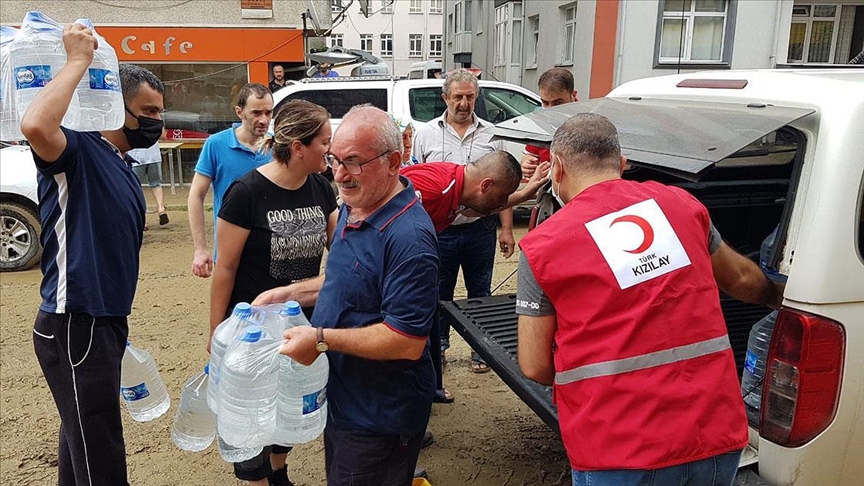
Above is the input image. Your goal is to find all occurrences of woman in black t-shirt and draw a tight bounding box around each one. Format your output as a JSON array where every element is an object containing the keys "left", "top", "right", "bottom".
[{"left": 209, "top": 100, "right": 337, "bottom": 486}]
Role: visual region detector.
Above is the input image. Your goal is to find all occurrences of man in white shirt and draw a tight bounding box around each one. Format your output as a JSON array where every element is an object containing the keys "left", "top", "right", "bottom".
[{"left": 412, "top": 69, "right": 516, "bottom": 375}]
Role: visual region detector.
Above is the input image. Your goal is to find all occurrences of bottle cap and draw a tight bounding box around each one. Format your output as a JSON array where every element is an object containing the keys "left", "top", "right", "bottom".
[
  {"left": 126, "top": 340, "right": 131, "bottom": 347},
  {"left": 239, "top": 326, "right": 263, "bottom": 343},
  {"left": 204, "top": 363, "right": 210, "bottom": 375},
  {"left": 281, "top": 301, "right": 302, "bottom": 316},
  {"left": 233, "top": 302, "right": 253, "bottom": 319}
]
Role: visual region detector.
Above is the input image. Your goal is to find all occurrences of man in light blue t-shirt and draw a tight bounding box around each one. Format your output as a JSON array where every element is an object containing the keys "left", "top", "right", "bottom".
[{"left": 187, "top": 83, "right": 273, "bottom": 278}]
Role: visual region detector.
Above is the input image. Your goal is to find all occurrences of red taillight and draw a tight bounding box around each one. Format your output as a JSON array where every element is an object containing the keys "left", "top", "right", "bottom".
[{"left": 761, "top": 309, "right": 845, "bottom": 447}]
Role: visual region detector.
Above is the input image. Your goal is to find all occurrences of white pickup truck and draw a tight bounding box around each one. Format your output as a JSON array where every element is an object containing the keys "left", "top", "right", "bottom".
[{"left": 445, "top": 68, "right": 863, "bottom": 486}]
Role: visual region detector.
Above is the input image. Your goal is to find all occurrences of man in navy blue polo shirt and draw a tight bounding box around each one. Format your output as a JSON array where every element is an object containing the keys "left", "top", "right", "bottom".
[
  {"left": 21, "top": 24, "right": 164, "bottom": 486},
  {"left": 278, "top": 105, "right": 439, "bottom": 485}
]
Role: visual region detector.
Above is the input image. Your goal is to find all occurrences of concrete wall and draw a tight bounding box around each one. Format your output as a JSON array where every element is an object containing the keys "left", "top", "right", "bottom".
[
  {"left": 329, "top": 0, "right": 444, "bottom": 76},
  {"left": 0, "top": 0, "right": 324, "bottom": 27},
  {"left": 520, "top": 1, "right": 594, "bottom": 99}
]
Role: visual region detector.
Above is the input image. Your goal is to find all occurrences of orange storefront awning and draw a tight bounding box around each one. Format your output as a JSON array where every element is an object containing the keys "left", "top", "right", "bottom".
[{"left": 97, "top": 27, "right": 304, "bottom": 63}]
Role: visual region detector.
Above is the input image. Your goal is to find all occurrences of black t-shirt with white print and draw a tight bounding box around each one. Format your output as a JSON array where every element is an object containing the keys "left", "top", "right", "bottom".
[{"left": 219, "top": 170, "right": 337, "bottom": 312}]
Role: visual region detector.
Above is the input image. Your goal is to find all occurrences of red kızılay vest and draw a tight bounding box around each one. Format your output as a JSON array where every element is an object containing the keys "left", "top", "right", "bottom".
[{"left": 520, "top": 178, "right": 747, "bottom": 471}]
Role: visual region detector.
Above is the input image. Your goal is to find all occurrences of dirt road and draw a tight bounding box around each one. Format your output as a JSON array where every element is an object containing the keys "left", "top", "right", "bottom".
[{"left": 0, "top": 209, "right": 569, "bottom": 485}]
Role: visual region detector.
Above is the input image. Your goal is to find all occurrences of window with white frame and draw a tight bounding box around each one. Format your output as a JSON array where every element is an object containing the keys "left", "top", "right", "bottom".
[
  {"left": 430, "top": 0, "right": 443, "bottom": 14},
  {"left": 529, "top": 15, "right": 540, "bottom": 67},
  {"left": 465, "top": 0, "right": 473, "bottom": 32},
  {"left": 495, "top": 4, "right": 508, "bottom": 66},
  {"left": 560, "top": 4, "right": 577, "bottom": 65},
  {"left": 410, "top": 34, "right": 424, "bottom": 57},
  {"left": 409, "top": 0, "right": 423, "bottom": 14},
  {"left": 494, "top": 2, "right": 522, "bottom": 83},
  {"left": 330, "top": 0, "right": 342, "bottom": 13},
  {"left": 381, "top": 0, "right": 393, "bottom": 14},
  {"left": 477, "top": 0, "right": 484, "bottom": 30},
  {"left": 360, "top": 34, "right": 373, "bottom": 52},
  {"left": 658, "top": 0, "right": 728, "bottom": 63},
  {"left": 430, "top": 34, "right": 443, "bottom": 57},
  {"left": 787, "top": 4, "right": 841, "bottom": 63},
  {"left": 455, "top": 2, "right": 462, "bottom": 33},
  {"left": 330, "top": 34, "right": 344, "bottom": 48},
  {"left": 381, "top": 34, "right": 393, "bottom": 56}
]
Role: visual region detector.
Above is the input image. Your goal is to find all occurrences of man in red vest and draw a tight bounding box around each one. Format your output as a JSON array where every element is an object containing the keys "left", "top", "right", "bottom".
[{"left": 517, "top": 113, "right": 783, "bottom": 485}]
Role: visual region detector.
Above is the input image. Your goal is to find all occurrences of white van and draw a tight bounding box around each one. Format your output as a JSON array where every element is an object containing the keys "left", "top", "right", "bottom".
[
  {"left": 270, "top": 76, "right": 540, "bottom": 133},
  {"left": 407, "top": 60, "right": 443, "bottom": 80},
  {"left": 456, "top": 68, "right": 864, "bottom": 486}
]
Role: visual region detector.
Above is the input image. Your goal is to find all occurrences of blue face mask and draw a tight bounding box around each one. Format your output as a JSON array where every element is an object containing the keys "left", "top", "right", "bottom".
[{"left": 550, "top": 155, "right": 566, "bottom": 206}]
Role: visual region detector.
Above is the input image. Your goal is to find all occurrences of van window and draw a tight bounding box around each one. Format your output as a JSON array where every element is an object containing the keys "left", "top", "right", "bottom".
[
  {"left": 409, "top": 86, "right": 540, "bottom": 124},
  {"left": 481, "top": 87, "right": 541, "bottom": 124},
  {"left": 277, "top": 89, "right": 388, "bottom": 118},
  {"left": 408, "top": 87, "right": 447, "bottom": 122}
]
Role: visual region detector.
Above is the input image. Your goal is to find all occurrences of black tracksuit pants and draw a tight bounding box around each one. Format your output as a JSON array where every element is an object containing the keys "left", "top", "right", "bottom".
[{"left": 33, "top": 310, "right": 130, "bottom": 486}]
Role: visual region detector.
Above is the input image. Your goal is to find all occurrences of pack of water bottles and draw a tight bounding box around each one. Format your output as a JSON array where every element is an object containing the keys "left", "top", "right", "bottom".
[
  {"left": 0, "top": 11, "right": 124, "bottom": 141},
  {"left": 202, "top": 301, "right": 328, "bottom": 457}
]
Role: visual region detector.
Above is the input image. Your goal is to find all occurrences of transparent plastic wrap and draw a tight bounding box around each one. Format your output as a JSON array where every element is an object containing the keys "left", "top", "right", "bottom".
[
  {"left": 9, "top": 12, "right": 123, "bottom": 134},
  {"left": 208, "top": 302, "right": 258, "bottom": 413},
  {"left": 1, "top": 26, "right": 22, "bottom": 141},
  {"left": 217, "top": 325, "right": 282, "bottom": 449},
  {"left": 70, "top": 18, "right": 123, "bottom": 131},
  {"left": 10, "top": 12, "right": 76, "bottom": 130},
  {"left": 274, "top": 301, "right": 328, "bottom": 445}
]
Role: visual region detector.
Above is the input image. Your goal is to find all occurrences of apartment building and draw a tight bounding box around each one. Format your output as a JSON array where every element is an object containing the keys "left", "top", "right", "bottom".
[
  {"left": 444, "top": 0, "right": 864, "bottom": 99},
  {"left": 328, "top": 0, "right": 444, "bottom": 76}
]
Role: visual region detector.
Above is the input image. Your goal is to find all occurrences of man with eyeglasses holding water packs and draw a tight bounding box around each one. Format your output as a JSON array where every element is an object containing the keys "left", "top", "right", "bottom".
[{"left": 266, "top": 105, "right": 439, "bottom": 485}]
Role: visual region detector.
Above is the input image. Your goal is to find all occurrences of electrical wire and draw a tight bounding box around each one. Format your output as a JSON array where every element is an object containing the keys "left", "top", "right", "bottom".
[{"left": 90, "top": 0, "right": 196, "bottom": 10}]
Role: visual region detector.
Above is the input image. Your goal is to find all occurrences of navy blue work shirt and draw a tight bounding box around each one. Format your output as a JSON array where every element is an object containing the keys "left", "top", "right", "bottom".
[
  {"left": 311, "top": 176, "right": 439, "bottom": 440},
  {"left": 33, "top": 128, "right": 146, "bottom": 317}
]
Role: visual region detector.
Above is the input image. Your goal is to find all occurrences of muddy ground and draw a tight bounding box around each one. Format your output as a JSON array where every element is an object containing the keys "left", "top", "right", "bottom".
[{"left": 0, "top": 208, "right": 569, "bottom": 485}]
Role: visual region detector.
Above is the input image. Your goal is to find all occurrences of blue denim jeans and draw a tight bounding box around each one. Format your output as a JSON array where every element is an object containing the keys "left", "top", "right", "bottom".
[
  {"left": 571, "top": 450, "right": 743, "bottom": 486},
  {"left": 436, "top": 216, "right": 497, "bottom": 352}
]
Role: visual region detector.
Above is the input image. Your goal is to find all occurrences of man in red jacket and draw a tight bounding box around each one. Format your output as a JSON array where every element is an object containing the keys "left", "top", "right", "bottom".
[{"left": 517, "top": 113, "right": 783, "bottom": 486}]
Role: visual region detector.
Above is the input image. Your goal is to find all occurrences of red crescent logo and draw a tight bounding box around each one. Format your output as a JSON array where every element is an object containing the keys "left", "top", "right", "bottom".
[{"left": 610, "top": 215, "right": 655, "bottom": 254}]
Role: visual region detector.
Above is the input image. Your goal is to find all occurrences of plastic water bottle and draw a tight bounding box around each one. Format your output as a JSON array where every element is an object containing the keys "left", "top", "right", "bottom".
[
  {"left": 741, "top": 310, "right": 778, "bottom": 428},
  {"left": 760, "top": 226, "right": 788, "bottom": 283},
  {"left": 275, "top": 301, "right": 329, "bottom": 445},
  {"left": 217, "top": 326, "right": 279, "bottom": 448},
  {"left": 208, "top": 302, "right": 255, "bottom": 413},
  {"left": 120, "top": 341, "right": 171, "bottom": 422},
  {"left": 71, "top": 18, "right": 123, "bottom": 131},
  {"left": 8, "top": 12, "right": 75, "bottom": 129},
  {"left": 171, "top": 364, "right": 216, "bottom": 452},
  {"left": 1, "top": 25, "right": 23, "bottom": 141},
  {"left": 216, "top": 433, "right": 263, "bottom": 463}
]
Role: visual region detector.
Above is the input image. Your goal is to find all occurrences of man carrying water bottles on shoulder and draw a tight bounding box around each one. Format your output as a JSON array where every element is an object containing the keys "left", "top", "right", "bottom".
[{"left": 21, "top": 23, "right": 165, "bottom": 485}]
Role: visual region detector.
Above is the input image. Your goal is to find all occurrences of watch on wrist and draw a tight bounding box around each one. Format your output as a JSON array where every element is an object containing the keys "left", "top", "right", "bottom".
[{"left": 315, "top": 326, "right": 329, "bottom": 352}]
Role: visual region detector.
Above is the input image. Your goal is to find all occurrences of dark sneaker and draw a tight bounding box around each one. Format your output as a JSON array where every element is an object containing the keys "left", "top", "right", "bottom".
[
  {"left": 269, "top": 465, "right": 294, "bottom": 486},
  {"left": 422, "top": 429, "right": 435, "bottom": 449}
]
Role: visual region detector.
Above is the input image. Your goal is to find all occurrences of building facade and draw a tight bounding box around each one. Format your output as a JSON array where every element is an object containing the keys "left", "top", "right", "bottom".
[
  {"left": 328, "top": 0, "right": 444, "bottom": 76},
  {"left": 2, "top": 0, "right": 331, "bottom": 137},
  {"left": 444, "top": 0, "right": 864, "bottom": 99}
]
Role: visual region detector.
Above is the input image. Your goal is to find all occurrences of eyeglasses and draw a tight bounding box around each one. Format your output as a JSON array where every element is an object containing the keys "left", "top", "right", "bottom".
[{"left": 324, "top": 150, "right": 391, "bottom": 175}]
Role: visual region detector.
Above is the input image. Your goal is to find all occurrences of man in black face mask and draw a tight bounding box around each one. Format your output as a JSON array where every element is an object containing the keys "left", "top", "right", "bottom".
[{"left": 20, "top": 23, "right": 164, "bottom": 486}]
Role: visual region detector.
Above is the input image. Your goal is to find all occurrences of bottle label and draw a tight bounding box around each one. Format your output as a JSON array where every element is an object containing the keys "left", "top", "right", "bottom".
[
  {"left": 744, "top": 350, "right": 758, "bottom": 374},
  {"left": 88, "top": 68, "right": 121, "bottom": 92},
  {"left": 14, "top": 65, "right": 52, "bottom": 89},
  {"left": 302, "top": 386, "right": 327, "bottom": 415},
  {"left": 121, "top": 382, "right": 151, "bottom": 402}
]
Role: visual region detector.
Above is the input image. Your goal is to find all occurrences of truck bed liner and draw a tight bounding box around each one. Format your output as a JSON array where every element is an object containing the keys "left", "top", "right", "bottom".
[{"left": 442, "top": 293, "right": 772, "bottom": 432}]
